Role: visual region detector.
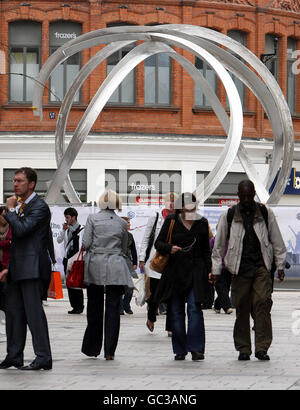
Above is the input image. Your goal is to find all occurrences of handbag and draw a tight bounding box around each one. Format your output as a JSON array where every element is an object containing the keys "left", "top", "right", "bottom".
[
  {"left": 66, "top": 247, "right": 86, "bottom": 289},
  {"left": 149, "top": 219, "right": 175, "bottom": 274},
  {"left": 48, "top": 270, "right": 64, "bottom": 299}
]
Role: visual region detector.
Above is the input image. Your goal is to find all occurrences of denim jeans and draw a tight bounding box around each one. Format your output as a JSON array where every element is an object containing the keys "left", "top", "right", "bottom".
[{"left": 170, "top": 288, "right": 205, "bottom": 355}]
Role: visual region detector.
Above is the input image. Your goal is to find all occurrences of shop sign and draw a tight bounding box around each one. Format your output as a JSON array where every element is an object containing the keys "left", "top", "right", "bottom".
[
  {"left": 270, "top": 168, "right": 300, "bottom": 195},
  {"left": 218, "top": 198, "right": 239, "bottom": 206},
  {"left": 136, "top": 196, "right": 164, "bottom": 205}
]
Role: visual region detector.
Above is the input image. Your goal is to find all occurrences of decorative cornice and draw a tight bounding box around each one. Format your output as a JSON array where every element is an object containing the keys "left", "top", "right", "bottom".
[
  {"left": 267, "top": 0, "right": 300, "bottom": 12},
  {"left": 198, "top": 0, "right": 254, "bottom": 6}
]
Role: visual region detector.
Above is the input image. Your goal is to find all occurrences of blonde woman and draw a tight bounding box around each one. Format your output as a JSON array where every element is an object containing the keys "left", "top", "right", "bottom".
[{"left": 81, "top": 190, "right": 134, "bottom": 360}]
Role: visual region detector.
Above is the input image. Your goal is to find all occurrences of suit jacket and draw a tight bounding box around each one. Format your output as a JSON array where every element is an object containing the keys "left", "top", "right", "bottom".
[{"left": 5, "top": 194, "right": 52, "bottom": 282}]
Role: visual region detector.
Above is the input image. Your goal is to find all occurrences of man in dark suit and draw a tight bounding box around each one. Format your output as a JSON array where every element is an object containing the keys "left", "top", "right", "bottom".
[{"left": 0, "top": 167, "right": 52, "bottom": 370}]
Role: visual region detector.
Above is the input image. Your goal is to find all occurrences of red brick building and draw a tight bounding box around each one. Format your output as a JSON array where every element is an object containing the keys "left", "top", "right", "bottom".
[{"left": 0, "top": 0, "right": 299, "bottom": 204}]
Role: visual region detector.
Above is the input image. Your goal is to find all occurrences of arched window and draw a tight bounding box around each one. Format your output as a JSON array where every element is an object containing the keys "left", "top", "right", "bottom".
[
  {"left": 106, "top": 23, "right": 136, "bottom": 105},
  {"left": 264, "top": 34, "right": 278, "bottom": 80},
  {"left": 144, "top": 23, "right": 171, "bottom": 106},
  {"left": 9, "top": 21, "right": 41, "bottom": 102},
  {"left": 226, "top": 30, "right": 247, "bottom": 109},
  {"left": 194, "top": 28, "right": 219, "bottom": 108},
  {"left": 49, "top": 21, "right": 82, "bottom": 103},
  {"left": 144, "top": 52, "right": 171, "bottom": 105},
  {"left": 194, "top": 57, "right": 218, "bottom": 108},
  {"left": 287, "top": 37, "right": 297, "bottom": 114}
]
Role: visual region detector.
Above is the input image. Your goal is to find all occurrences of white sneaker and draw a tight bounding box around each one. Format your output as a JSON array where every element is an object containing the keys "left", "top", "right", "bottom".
[{"left": 225, "top": 308, "right": 233, "bottom": 314}]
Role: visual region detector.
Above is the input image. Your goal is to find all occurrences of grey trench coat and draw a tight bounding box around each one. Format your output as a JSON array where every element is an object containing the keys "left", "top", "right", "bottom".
[{"left": 82, "top": 210, "right": 134, "bottom": 288}]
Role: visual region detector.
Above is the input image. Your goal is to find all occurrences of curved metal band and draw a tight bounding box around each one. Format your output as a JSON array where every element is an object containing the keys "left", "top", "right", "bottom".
[
  {"left": 32, "top": 25, "right": 293, "bottom": 205},
  {"left": 45, "top": 37, "right": 243, "bottom": 203}
]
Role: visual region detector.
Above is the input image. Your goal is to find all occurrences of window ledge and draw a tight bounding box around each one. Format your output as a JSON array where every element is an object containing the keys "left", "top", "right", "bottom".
[
  {"left": 2, "top": 103, "right": 88, "bottom": 110},
  {"left": 193, "top": 107, "right": 255, "bottom": 116},
  {"left": 103, "top": 104, "right": 180, "bottom": 113}
]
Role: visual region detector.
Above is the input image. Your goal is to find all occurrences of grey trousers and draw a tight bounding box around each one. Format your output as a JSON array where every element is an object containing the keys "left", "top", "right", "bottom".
[
  {"left": 231, "top": 266, "right": 273, "bottom": 355},
  {"left": 4, "top": 279, "right": 52, "bottom": 365}
]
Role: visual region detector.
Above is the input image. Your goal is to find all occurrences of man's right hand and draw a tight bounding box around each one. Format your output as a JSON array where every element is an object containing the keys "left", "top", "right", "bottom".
[
  {"left": 139, "top": 261, "right": 145, "bottom": 272},
  {"left": 208, "top": 273, "right": 218, "bottom": 285}
]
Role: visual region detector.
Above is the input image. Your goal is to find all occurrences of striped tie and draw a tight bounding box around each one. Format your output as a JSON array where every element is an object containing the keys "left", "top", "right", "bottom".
[{"left": 18, "top": 202, "right": 26, "bottom": 216}]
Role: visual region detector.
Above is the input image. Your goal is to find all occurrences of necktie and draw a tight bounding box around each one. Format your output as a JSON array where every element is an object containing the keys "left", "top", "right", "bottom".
[{"left": 18, "top": 202, "right": 26, "bottom": 216}]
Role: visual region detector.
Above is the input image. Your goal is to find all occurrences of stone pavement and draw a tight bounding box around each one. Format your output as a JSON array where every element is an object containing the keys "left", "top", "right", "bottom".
[{"left": 1, "top": 287, "right": 300, "bottom": 391}]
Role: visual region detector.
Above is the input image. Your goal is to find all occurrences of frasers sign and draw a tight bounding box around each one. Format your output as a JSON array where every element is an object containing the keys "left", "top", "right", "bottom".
[
  {"left": 129, "top": 183, "right": 156, "bottom": 191},
  {"left": 270, "top": 168, "right": 300, "bottom": 195},
  {"left": 54, "top": 32, "right": 77, "bottom": 40}
]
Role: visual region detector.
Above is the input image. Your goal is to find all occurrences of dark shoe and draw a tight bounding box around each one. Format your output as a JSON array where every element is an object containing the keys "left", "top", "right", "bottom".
[
  {"left": 0, "top": 359, "right": 23, "bottom": 369},
  {"left": 174, "top": 354, "right": 186, "bottom": 361},
  {"left": 255, "top": 351, "right": 270, "bottom": 361},
  {"left": 120, "top": 311, "right": 125, "bottom": 315},
  {"left": 191, "top": 351, "right": 205, "bottom": 361},
  {"left": 146, "top": 320, "right": 154, "bottom": 332},
  {"left": 21, "top": 360, "right": 52, "bottom": 371},
  {"left": 125, "top": 309, "right": 133, "bottom": 314},
  {"left": 105, "top": 355, "right": 114, "bottom": 360},
  {"left": 238, "top": 353, "right": 250, "bottom": 361},
  {"left": 68, "top": 308, "right": 83, "bottom": 314}
]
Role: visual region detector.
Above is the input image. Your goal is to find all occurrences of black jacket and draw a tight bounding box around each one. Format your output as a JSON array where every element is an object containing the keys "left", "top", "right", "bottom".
[
  {"left": 154, "top": 213, "right": 212, "bottom": 305},
  {"left": 5, "top": 194, "right": 52, "bottom": 282}
]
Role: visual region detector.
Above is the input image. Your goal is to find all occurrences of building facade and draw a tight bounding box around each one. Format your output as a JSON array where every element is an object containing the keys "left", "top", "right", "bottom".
[{"left": 0, "top": 0, "right": 300, "bottom": 205}]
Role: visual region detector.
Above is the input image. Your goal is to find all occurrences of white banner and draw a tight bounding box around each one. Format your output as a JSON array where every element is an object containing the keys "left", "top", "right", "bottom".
[{"left": 49, "top": 205, "right": 300, "bottom": 279}]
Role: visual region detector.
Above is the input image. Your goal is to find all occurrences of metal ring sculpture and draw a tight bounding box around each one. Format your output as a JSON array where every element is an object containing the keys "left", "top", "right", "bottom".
[{"left": 32, "top": 25, "right": 294, "bottom": 205}]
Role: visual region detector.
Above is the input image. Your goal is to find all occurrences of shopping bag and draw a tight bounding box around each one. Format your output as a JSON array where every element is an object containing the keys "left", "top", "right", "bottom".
[
  {"left": 66, "top": 247, "right": 86, "bottom": 289},
  {"left": 134, "top": 275, "right": 146, "bottom": 307},
  {"left": 48, "top": 271, "right": 64, "bottom": 299}
]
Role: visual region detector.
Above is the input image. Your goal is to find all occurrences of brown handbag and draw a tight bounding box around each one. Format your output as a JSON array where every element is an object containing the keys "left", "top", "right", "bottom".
[{"left": 149, "top": 219, "right": 175, "bottom": 274}]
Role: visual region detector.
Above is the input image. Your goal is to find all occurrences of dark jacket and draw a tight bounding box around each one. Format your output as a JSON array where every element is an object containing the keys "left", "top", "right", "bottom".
[
  {"left": 154, "top": 213, "right": 212, "bottom": 305},
  {"left": 4, "top": 194, "right": 52, "bottom": 283}
]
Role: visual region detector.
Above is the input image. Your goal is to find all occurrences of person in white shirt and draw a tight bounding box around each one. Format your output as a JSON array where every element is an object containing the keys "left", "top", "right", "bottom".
[
  {"left": 139, "top": 192, "right": 178, "bottom": 333},
  {"left": 57, "top": 207, "right": 84, "bottom": 314}
]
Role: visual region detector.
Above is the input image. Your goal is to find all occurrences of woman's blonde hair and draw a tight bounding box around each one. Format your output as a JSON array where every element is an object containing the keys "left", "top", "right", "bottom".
[{"left": 98, "top": 190, "right": 122, "bottom": 211}]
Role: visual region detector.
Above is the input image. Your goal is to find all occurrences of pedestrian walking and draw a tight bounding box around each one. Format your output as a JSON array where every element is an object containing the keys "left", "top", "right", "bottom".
[
  {"left": 139, "top": 192, "right": 178, "bottom": 335},
  {"left": 120, "top": 217, "right": 138, "bottom": 315},
  {"left": 0, "top": 167, "right": 52, "bottom": 370},
  {"left": 57, "top": 207, "right": 84, "bottom": 314},
  {"left": 154, "top": 192, "right": 212, "bottom": 361},
  {"left": 81, "top": 190, "right": 134, "bottom": 360},
  {"left": 211, "top": 180, "right": 286, "bottom": 361}
]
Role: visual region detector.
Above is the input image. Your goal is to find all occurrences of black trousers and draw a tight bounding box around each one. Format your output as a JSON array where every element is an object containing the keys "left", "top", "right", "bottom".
[
  {"left": 4, "top": 279, "right": 52, "bottom": 365},
  {"left": 82, "top": 284, "right": 123, "bottom": 358},
  {"left": 63, "top": 258, "right": 84, "bottom": 311},
  {"left": 214, "top": 268, "right": 232, "bottom": 311},
  {"left": 147, "top": 277, "right": 172, "bottom": 332}
]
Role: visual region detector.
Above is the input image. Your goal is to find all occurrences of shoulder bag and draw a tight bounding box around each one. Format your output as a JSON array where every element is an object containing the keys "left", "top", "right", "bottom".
[{"left": 149, "top": 219, "right": 175, "bottom": 274}]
